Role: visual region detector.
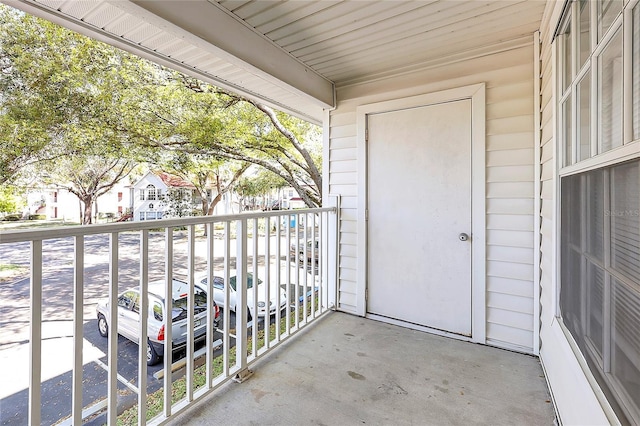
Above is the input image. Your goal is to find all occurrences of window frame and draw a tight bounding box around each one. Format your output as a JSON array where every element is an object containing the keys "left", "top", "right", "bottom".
[{"left": 555, "top": 0, "right": 640, "bottom": 423}]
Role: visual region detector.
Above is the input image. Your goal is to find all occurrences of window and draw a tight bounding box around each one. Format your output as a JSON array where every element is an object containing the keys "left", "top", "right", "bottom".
[
  {"left": 561, "top": 160, "right": 640, "bottom": 423},
  {"left": 146, "top": 184, "right": 156, "bottom": 201},
  {"left": 558, "top": 1, "right": 640, "bottom": 423},
  {"left": 139, "top": 189, "right": 145, "bottom": 201},
  {"left": 117, "top": 192, "right": 122, "bottom": 202}
]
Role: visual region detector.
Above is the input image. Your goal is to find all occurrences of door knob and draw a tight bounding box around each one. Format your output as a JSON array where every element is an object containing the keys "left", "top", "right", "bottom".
[{"left": 459, "top": 233, "right": 469, "bottom": 241}]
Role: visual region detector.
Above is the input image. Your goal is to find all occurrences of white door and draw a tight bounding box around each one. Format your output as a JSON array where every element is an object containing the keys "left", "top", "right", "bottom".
[{"left": 367, "top": 99, "right": 472, "bottom": 336}]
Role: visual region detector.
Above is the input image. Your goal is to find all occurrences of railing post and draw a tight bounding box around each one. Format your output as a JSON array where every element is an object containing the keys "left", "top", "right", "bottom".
[
  {"left": 28, "top": 240, "right": 42, "bottom": 426},
  {"left": 163, "top": 227, "right": 174, "bottom": 419},
  {"left": 72, "top": 236, "right": 84, "bottom": 425},
  {"left": 107, "top": 233, "right": 119, "bottom": 426},
  {"left": 138, "top": 229, "right": 149, "bottom": 425},
  {"left": 234, "top": 218, "right": 252, "bottom": 382}
]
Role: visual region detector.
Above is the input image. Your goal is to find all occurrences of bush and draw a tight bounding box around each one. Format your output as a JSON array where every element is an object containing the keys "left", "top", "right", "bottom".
[
  {"left": 1, "top": 214, "right": 21, "bottom": 221},
  {"left": 28, "top": 214, "right": 46, "bottom": 220}
]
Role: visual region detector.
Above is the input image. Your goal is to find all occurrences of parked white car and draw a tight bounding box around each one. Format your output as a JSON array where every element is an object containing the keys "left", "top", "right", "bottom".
[
  {"left": 96, "top": 279, "right": 220, "bottom": 365},
  {"left": 198, "top": 271, "right": 287, "bottom": 319}
]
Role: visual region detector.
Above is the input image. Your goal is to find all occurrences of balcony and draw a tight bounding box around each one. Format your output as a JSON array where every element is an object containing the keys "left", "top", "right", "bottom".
[
  {"left": 0, "top": 207, "right": 337, "bottom": 425},
  {"left": 0, "top": 205, "right": 555, "bottom": 425}
]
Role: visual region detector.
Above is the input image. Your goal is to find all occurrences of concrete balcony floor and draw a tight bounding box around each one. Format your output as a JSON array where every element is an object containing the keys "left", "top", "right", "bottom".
[{"left": 168, "top": 312, "right": 556, "bottom": 425}]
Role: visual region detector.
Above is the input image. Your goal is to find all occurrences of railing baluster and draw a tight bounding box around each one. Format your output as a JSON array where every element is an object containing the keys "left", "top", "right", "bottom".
[
  {"left": 318, "top": 212, "right": 324, "bottom": 314},
  {"left": 264, "top": 216, "right": 271, "bottom": 350},
  {"left": 275, "top": 215, "right": 282, "bottom": 342},
  {"left": 138, "top": 229, "right": 149, "bottom": 425},
  {"left": 186, "top": 225, "right": 196, "bottom": 401},
  {"left": 252, "top": 218, "right": 258, "bottom": 357},
  {"left": 72, "top": 235, "right": 84, "bottom": 424},
  {"left": 29, "top": 239, "right": 42, "bottom": 426},
  {"left": 206, "top": 221, "right": 215, "bottom": 387},
  {"left": 235, "top": 218, "right": 248, "bottom": 377},
  {"left": 163, "top": 227, "right": 174, "bottom": 418},
  {"left": 285, "top": 214, "right": 292, "bottom": 336},
  {"left": 311, "top": 214, "right": 316, "bottom": 318},
  {"left": 107, "top": 233, "right": 119, "bottom": 426},
  {"left": 223, "top": 221, "right": 230, "bottom": 377},
  {"left": 303, "top": 213, "right": 308, "bottom": 324},
  {"left": 294, "top": 213, "right": 300, "bottom": 329}
]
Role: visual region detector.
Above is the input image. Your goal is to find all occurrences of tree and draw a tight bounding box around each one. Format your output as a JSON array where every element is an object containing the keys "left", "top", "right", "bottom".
[
  {"left": 1, "top": 4, "right": 323, "bottom": 208},
  {"left": 0, "top": 5, "right": 153, "bottom": 186},
  {"left": 154, "top": 151, "right": 249, "bottom": 216},
  {"left": 0, "top": 184, "right": 24, "bottom": 215},
  {"left": 236, "top": 170, "right": 288, "bottom": 210},
  {"left": 38, "top": 155, "right": 136, "bottom": 224},
  {"left": 132, "top": 75, "right": 323, "bottom": 207}
]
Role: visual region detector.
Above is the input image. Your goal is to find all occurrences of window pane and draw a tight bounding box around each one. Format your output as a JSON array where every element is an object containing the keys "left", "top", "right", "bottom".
[
  {"left": 562, "top": 97, "right": 573, "bottom": 166},
  {"left": 586, "top": 169, "right": 604, "bottom": 261},
  {"left": 633, "top": 3, "right": 640, "bottom": 140},
  {"left": 597, "top": 0, "right": 622, "bottom": 41},
  {"left": 587, "top": 263, "right": 604, "bottom": 358},
  {"left": 561, "top": 174, "right": 583, "bottom": 336},
  {"left": 579, "top": 0, "right": 591, "bottom": 68},
  {"left": 611, "top": 161, "right": 640, "bottom": 283},
  {"left": 599, "top": 29, "right": 623, "bottom": 153},
  {"left": 612, "top": 278, "right": 640, "bottom": 415},
  {"left": 578, "top": 72, "right": 591, "bottom": 160},
  {"left": 562, "top": 19, "right": 572, "bottom": 93}
]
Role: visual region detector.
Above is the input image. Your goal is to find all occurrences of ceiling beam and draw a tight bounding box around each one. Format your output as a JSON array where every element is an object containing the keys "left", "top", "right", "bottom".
[{"left": 129, "top": 0, "right": 335, "bottom": 109}]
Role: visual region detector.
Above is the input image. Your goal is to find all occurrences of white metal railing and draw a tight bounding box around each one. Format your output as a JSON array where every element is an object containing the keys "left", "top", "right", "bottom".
[{"left": 0, "top": 207, "right": 337, "bottom": 425}]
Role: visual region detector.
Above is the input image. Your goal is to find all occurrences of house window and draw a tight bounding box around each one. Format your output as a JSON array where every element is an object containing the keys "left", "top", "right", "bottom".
[
  {"left": 558, "top": 1, "right": 640, "bottom": 423},
  {"left": 561, "top": 161, "right": 640, "bottom": 423},
  {"left": 146, "top": 184, "right": 156, "bottom": 201},
  {"left": 118, "top": 192, "right": 123, "bottom": 202},
  {"left": 139, "top": 189, "right": 145, "bottom": 201}
]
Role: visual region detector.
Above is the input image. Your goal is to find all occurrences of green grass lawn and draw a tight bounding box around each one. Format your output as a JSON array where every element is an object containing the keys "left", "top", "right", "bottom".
[{"left": 0, "top": 263, "right": 28, "bottom": 283}]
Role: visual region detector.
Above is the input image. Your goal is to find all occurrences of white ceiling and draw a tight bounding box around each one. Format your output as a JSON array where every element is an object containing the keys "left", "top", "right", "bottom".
[{"left": 4, "top": 0, "right": 547, "bottom": 124}]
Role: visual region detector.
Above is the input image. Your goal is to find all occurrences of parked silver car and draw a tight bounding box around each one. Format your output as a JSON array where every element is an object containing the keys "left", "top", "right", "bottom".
[
  {"left": 198, "top": 271, "right": 287, "bottom": 319},
  {"left": 96, "top": 279, "right": 220, "bottom": 365}
]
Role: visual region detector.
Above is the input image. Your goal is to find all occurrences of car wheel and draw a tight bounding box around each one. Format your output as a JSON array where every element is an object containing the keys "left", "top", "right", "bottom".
[
  {"left": 146, "top": 340, "right": 161, "bottom": 366},
  {"left": 97, "top": 314, "right": 108, "bottom": 337}
]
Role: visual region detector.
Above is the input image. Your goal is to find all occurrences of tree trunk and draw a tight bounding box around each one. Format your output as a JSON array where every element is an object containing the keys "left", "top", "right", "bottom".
[{"left": 82, "top": 197, "right": 93, "bottom": 225}]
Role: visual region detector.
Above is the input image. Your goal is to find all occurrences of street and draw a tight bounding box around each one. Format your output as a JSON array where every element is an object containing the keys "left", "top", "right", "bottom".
[{"left": 0, "top": 230, "right": 304, "bottom": 424}]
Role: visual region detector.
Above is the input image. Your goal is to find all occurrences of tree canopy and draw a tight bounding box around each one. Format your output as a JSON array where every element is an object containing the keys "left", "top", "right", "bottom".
[{"left": 0, "top": 4, "right": 323, "bottom": 218}]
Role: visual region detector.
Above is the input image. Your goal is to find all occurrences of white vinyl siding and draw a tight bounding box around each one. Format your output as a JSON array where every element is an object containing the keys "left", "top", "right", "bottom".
[{"left": 329, "top": 44, "right": 537, "bottom": 352}]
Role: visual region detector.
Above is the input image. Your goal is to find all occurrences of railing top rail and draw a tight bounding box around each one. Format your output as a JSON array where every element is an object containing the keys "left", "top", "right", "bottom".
[{"left": 0, "top": 207, "right": 336, "bottom": 244}]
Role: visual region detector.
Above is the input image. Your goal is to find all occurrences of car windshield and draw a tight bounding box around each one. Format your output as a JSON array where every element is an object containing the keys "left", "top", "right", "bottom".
[
  {"left": 229, "top": 273, "right": 262, "bottom": 291},
  {"left": 170, "top": 286, "right": 208, "bottom": 322}
]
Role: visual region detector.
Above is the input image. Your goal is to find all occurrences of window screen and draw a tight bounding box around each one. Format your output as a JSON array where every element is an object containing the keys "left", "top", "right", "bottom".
[{"left": 561, "top": 159, "right": 640, "bottom": 423}]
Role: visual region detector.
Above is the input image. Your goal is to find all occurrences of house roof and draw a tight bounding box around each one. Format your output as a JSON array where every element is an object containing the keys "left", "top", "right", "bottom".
[
  {"left": 157, "top": 172, "right": 195, "bottom": 189},
  {"left": 8, "top": 1, "right": 547, "bottom": 124}
]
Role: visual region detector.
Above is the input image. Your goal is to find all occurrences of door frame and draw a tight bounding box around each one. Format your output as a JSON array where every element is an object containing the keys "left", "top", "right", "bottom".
[{"left": 356, "top": 83, "right": 486, "bottom": 344}]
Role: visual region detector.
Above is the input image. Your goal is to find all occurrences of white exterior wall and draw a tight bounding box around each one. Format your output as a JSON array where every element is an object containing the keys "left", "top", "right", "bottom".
[
  {"left": 25, "top": 181, "right": 132, "bottom": 222},
  {"left": 132, "top": 173, "right": 168, "bottom": 221},
  {"left": 536, "top": 1, "right": 613, "bottom": 424},
  {"left": 329, "top": 44, "right": 538, "bottom": 353}
]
